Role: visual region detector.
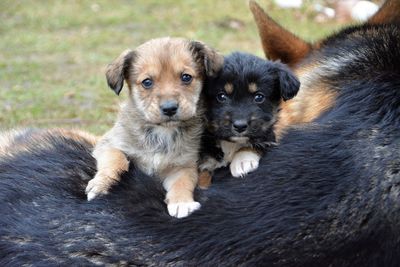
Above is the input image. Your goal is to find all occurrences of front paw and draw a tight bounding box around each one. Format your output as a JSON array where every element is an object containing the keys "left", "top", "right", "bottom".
[
  {"left": 230, "top": 150, "right": 260, "bottom": 177},
  {"left": 198, "top": 171, "right": 212, "bottom": 189},
  {"left": 85, "top": 173, "right": 118, "bottom": 201},
  {"left": 167, "top": 201, "right": 201, "bottom": 218}
]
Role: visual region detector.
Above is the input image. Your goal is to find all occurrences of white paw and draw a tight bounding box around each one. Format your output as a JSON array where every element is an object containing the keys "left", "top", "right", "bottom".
[
  {"left": 85, "top": 174, "right": 116, "bottom": 201},
  {"left": 85, "top": 178, "right": 107, "bottom": 201},
  {"left": 230, "top": 150, "right": 260, "bottom": 177},
  {"left": 167, "top": 201, "right": 201, "bottom": 218}
]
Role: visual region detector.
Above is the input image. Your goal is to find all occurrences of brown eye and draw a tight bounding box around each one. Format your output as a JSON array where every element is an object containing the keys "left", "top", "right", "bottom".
[
  {"left": 254, "top": 93, "right": 265, "bottom": 104},
  {"left": 216, "top": 92, "right": 227, "bottom": 103},
  {"left": 181, "top": 73, "right": 192, "bottom": 84},
  {"left": 142, "top": 78, "right": 153, "bottom": 89}
]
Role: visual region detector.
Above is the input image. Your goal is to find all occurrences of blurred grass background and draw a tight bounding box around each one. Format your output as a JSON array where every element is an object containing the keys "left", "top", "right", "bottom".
[{"left": 0, "top": 0, "right": 343, "bottom": 134}]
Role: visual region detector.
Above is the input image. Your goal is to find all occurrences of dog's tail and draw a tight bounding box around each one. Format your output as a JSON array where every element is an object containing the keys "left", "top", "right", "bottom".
[
  {"left": 368, "top": 0, "right": 400, "bottom": 25},
  {"left": 248, "top": 0, "right": 311, "bottom": 68}
]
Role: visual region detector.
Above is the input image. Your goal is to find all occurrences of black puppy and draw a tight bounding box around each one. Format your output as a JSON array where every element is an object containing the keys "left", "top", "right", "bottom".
[{"left": 199, "top": 52, "right": 300, "bottom": 186}]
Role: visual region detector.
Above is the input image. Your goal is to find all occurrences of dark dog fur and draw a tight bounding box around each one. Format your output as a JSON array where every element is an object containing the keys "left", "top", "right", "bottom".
[
  {"left": 199, "top": 52, "right": 299, "bottom": 183},
  {"left": 1, "top": 0, "right": 400, "bottom": 266}
]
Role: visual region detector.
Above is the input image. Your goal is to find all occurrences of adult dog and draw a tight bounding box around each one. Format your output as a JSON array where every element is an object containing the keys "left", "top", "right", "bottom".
[{"left": 1, "top": 0, "right": 400, "bottom": 266}]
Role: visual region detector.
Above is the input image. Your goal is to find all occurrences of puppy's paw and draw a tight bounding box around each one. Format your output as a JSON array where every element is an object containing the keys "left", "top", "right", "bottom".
[
  {"left": 198, "top": 171, "right": 212, "bottom": 189},
  {"left": 230, "top": 150, "right": 260, "bottom": 177},
  {"left": 167, "top": 201, "right": 201, "bottom": 218},
  {"left": 85, "top": 173, "right": 118, "bottom": 201}
]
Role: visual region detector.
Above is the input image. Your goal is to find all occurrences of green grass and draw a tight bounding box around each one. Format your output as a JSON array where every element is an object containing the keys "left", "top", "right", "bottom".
[{"left": 0, "top": 0, "right": 342, "bottom": 134}]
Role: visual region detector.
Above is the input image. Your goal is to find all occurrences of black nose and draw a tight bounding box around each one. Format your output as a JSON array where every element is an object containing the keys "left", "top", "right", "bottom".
[
  {"left": 233, "top": 120, "right": 248, "bottom": 133},
  {"left": 160, "top": 101, "right": 178, "bottom": 117}
]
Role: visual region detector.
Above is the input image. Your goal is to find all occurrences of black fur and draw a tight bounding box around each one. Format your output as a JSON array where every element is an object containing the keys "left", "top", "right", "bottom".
[
  {"left": 1, "top": 24, "right": 400, "bottom": 267},
  {"left": 200, "top": 52, "right": 299, "bottom": 175},
  {"left": 203, "top": 52, "right": 299, "bottom": 150},
  {"left": 275, "top": 62, "right": 300, "bottom": 100}
]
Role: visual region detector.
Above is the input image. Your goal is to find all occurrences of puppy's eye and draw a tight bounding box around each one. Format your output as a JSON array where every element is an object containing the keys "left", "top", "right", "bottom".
[
  {"left": 254, "top": 93, "right": 265, "bottom": 104},
  {"left": 216, "top": 92, "right": 227, "bottom": 103},
  {"left": 141, "top": 78, "right": 153, "bottom": 89},
  {"left": 181, "top": 73, "right": 192, "bottom": 84}
]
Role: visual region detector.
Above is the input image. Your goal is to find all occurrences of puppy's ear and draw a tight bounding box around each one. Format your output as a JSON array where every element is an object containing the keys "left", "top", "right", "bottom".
[
  {"left": 189, "top": 41, "right": 224, "bottom": 77},
  {"left": 274, "top": 62, "right": 300, "bottom": 101},
  {"left": 105, "top": 49, "right": 136, "bottom": 95}
]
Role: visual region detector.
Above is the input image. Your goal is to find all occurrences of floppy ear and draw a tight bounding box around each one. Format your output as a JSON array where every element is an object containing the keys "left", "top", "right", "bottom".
[
  {"left": 105, "top": 49, "right": 136, "bottom": 95},
  {"left": 274, "top": 62, "right": 300, "bottom": 101},
  {"left": 367, "top": 0, "right": 400, "bottom": 25},
  {"left": 249, "top": 0, "right": 311, "bottom": 67},
  {"left": 189, "top": 41, "right": 224, "bottom": 77}
]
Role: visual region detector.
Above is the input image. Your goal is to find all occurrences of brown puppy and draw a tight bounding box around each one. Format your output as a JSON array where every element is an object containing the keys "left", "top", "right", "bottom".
[{"left": 85, "top": 37, "right": 223, "bottom": 218}]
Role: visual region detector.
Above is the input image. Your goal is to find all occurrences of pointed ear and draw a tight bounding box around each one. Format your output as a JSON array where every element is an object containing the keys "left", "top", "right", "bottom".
[
  {"left": 249, "top": 0, "right": 311, "bottom": 67},
  {"left": 105, "top": 49, "right": 136, "bottom": 95},
  {"left": 274, "top": 62, "right": 300, "bottom": 101},
  {"left": 367, "top": 0, "right": 400, "bottom": 25},
  {"left": 189, "top": 41, "right": 224, "bottom": 77}
]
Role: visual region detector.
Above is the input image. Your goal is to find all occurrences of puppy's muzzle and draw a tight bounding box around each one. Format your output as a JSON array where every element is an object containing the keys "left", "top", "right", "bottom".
[
  {"left": 232, "top": 119, "right": 248, "bottom": 134},
  {"left": 160, "top": 100, "right": 179, "bottom": 117}
]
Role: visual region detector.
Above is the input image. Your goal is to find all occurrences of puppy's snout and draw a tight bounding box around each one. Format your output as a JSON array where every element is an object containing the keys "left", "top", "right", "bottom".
[
  {"left": 232, "top": 120, "right": 248, "bottom": 133},
  {"left": 160, "top": 100, "right": 179, "bottom": 117}
]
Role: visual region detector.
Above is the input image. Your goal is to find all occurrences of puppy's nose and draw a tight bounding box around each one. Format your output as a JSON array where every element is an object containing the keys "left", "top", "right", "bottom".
[
  {"left": 160, "top": 100, "right": 178, "bottom": 117},
  {"left": 233, "top": 120, "right": 248, "bottom": 133}
]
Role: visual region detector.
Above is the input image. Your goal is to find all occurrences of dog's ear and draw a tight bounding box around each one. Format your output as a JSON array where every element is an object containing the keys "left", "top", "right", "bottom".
[
  {"left": 189, "top": 41, "right": 224, "bottom": 77},
  {"left": 274, "top": 62, "right": 300, "bottom": 101},
  {"left": 105, "top": 49, "right": 136, "bottom": 95},
  {"left": 249, "top": 0, "right": 311, "bottom": 67},
  {"left": 367, "top": 0, "right": 400, "bottom": 25}
]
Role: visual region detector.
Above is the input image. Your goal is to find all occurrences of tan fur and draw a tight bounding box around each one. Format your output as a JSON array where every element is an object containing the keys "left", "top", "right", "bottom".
[
  {"left": 248, "top": 82, "right": 257, "bottom": 93},
  {"left": 162, "top": 166, "right": 198, "bottom": 204},
  {"left": 87, "top": 148, "right": 129, "bottom": 195},
  {"left": 198, "top": 171, "right": 213, "bottom": 189},
  {"left": 86, "top": 37, "right": 223, "bottom": 217},
  {"left": 0, "top": 129, "right": 30, "bottom": 155},
  {"left": 274, "top": 65, "right": 338, "bottom": 139},
  {"left": 278, "top": 97, "right": 336, "bottom": 139},
  {"left": 57, "top": 129, "right": 98, "bottom": 145},
  {"left": 224, "top": 83, "right": 234, "bottom": 94},
  {"left": 0, "top": 128, "right": 97, "bottom": 156}
]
